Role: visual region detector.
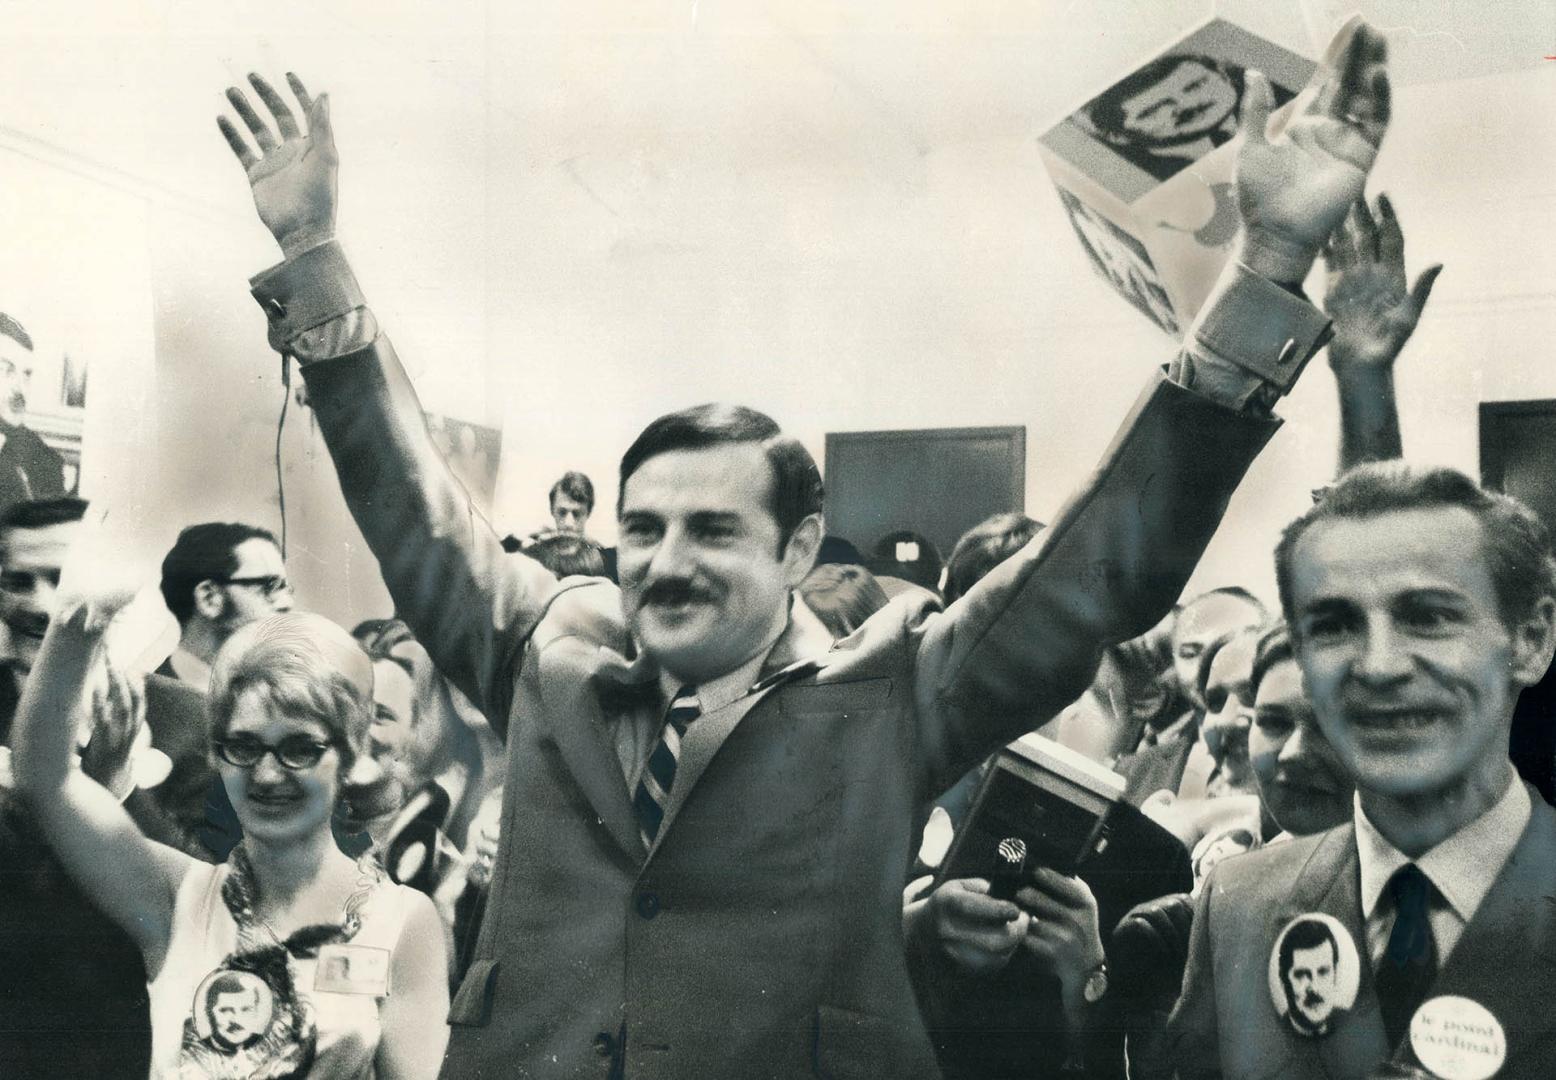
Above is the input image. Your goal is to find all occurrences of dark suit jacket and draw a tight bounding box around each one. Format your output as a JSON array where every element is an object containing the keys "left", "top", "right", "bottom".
[
  {"left": 1168, "top": 788, "right": 1556, "bottom": 1079},
  {"left": 0, "top": 677, "right": 149, "bottom": 1078},
  {"left": 1118, "top": 718, "right": 1198, "bottom": 807},
  {"left": 0, "top": 423, "right": 65, "bottom": 510},
  {"left": 255, "top": 240, "right": 1321, "bottom": 1079},
  {"left": 148, "top": 663, "right": 243, "bottom": 860}
]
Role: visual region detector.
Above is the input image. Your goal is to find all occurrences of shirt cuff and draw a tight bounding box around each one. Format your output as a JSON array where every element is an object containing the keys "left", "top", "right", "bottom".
[
  {"left": 1173, "top": 261, "right": 1334, "bottom": 412},
  {"left": 249, "top": 239, "right": 379, "bottom": 361}
]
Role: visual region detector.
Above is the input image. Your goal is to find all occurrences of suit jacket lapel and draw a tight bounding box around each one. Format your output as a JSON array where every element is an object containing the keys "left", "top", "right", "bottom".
[
  {"left": 1269, "top": 827, "right": 1392, "bottom": 1080},
  {"left": 546, "top": 648, "right": 652, "bottom": 861},
  {"left": 1393, "top": 793, "right": 1556, "bottom": 1074},
  {"left": 649, "top": 682, "right": 780, "bottom": 858}
]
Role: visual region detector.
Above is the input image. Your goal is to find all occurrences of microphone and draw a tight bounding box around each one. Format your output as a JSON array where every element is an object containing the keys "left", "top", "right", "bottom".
[{"left": 989, "top": 836, "right": 1028, "bottom": 902}]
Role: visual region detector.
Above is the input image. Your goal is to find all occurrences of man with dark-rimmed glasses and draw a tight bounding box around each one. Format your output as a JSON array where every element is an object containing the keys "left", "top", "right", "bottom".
[
  {"left": 156, "top": 521, "right": 294, "bottom": 859},
  {"left": 159, "top": 521, "right": 294, "bottom": 689}
]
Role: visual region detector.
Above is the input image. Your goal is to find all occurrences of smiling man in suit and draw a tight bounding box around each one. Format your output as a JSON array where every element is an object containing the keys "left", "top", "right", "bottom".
[
  {"left": 1169, "top": 463, "right": 1556, "bottom": 1079},
  {"left": 210, "top": 20, "right": 1388, "bottom": 1078}
]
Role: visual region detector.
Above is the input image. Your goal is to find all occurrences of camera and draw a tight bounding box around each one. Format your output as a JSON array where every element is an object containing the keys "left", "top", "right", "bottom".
[{"left": 933, "top": 733, "right": 1125, "bottom": 886}]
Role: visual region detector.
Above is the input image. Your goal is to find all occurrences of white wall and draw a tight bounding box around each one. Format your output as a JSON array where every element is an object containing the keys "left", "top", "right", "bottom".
[{"left": 0, "top": 1, "right": 1550, "bottom": 628}]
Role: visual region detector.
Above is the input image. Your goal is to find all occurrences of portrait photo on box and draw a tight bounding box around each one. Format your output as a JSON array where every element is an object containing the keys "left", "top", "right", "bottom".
[
  {"left": 1048, "top": 18, "right": 1310, "bottom": 200},
  {"left": 1072, "top": 48, "right": 1298, "bottom": 185}
]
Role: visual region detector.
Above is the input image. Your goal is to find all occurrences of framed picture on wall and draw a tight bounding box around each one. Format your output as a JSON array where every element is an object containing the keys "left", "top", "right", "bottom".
[{"left": 0, "top": 310, "right": 85, "bottom": 508}]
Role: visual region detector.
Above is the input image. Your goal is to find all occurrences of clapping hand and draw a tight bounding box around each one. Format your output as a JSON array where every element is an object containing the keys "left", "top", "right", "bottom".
[
  {"left": 218, "top": 73, "right": 338, "bottom": 258},
  {"left": 1235, "top": 18, "right": 1391, "bottom": 284},
  {"left": 1322, "top": 195, "right": 1442, "bottom": 370}
]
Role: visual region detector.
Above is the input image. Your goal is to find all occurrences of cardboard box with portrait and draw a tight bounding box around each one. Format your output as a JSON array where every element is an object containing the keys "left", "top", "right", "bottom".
[{"left": 1038, "top": 18, "right": 1315, "bottom": 336}]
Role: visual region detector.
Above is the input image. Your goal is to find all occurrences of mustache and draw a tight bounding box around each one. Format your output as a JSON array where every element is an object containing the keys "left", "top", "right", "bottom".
[
  {"left": 1174, "top": 101, "right": 1214, "bottom": 126},
  {"left": 640, "top": 578, "right": 719, "bottom": 606}
]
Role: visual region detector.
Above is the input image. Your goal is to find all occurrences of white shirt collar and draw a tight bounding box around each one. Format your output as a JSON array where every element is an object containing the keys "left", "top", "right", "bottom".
[
  {"left": 655, "top": 648, "right": 770, "bottom": 717},
  {"left": 651, "top": 595, "right": 831, "bottom": 715},
  {"left": 1355, "top": 767, "right": 1531, "bottom": 924}
]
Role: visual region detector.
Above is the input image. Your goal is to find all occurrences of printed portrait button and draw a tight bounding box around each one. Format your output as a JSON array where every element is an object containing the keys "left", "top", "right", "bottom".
[{"left": 1265, "top": 912, "right": 1362, "bottom": 1038}]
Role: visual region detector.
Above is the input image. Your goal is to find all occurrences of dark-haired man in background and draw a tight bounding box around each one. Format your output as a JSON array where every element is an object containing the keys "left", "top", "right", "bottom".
[
  {"left": 215, "top": 21, "right": 1387, "bottom": 1075},
  {"left": 158, "top": 521, "right": 293, "bottom": 687},
  {"left": 548, "top": 470, "right": 594, "bottom": 536}
]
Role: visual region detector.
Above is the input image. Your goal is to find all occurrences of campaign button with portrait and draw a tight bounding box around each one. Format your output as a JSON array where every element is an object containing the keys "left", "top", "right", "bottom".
[{"left": 1267, "top": 912, "right": 1362, "bottom": 1038}]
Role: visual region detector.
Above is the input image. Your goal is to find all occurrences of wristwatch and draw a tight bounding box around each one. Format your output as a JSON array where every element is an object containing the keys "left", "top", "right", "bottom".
[{"left": 1081, "top": 961, "right": 1109, "bottom": 1005}]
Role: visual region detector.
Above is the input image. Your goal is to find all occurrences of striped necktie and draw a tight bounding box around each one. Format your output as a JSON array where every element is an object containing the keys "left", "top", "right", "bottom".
[{"left": 633, "top": 685, "right": 701, "bottom": 848}]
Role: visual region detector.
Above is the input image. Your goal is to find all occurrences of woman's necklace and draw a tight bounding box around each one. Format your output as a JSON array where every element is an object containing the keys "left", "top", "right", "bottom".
[{"left": 222, "top": 843, "right": 384, "bottom": 959}]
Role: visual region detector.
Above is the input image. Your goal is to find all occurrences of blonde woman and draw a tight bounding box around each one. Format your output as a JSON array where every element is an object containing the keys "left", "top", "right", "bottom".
[{"left": 13, "top": 601, "right": 448, "bottom": 1078}]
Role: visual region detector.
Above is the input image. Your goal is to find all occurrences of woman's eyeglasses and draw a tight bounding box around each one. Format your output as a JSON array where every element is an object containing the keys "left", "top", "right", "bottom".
[{"left": 214, "top": 734, "right": 335, "bottom": 770}]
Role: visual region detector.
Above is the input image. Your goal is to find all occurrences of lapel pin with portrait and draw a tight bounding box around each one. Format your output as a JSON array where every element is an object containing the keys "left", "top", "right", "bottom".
[{"left": 1267, "top": 913, "right": 1361, "bottom": 1038}]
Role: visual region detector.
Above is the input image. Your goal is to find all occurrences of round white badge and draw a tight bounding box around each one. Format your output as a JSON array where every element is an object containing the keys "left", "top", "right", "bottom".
[
  {"left": 1409, "top": 995, "right": 1506, "bottom": 1080},
  {"left": 1266, "top": 913, "right": 1362, "bottom": 1037},
  {"left": 191, "top": 968, "right": 276, "bottom": 1050}
]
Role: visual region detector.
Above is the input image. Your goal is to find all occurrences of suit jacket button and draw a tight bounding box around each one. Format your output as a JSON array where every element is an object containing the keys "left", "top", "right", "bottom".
[
  {"left": 592, "top": 1031, "right": 615, "bottom": 1058},
  {"left": 636, "top": 891, "right": 661, "bottom": 919}
]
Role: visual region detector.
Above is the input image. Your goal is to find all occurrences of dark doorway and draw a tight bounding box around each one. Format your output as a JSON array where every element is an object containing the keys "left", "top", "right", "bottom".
[
  {"left": 1482, "top": 399, "right": 1556, "bottom": 805},
  {"left": 824, "top": 426, "right": 1026, "bottom": 584}
]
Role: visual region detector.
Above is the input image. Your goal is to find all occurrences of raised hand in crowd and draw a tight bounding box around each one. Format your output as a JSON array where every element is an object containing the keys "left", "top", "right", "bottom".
[
  {"left": 77, "top": 658, "right": 147, "bottom": 800},
  {"left": 218, "top": 73, "right": 337, "bottom": 258},
  {"left": 1322, "top": 194, "right": 1442, "bottom": 469},
  {"left": 461, "top": 787, "right": 503, "bottom": 891},
  {"left": 1171, "top": 17, "right": 1393, "bottom": 410},
  {"left": 1234, "top": 19, "right": 1390, "bottom": 285},
  {"left": 14, "top": 545, "right": 146, "bottom": 796}
]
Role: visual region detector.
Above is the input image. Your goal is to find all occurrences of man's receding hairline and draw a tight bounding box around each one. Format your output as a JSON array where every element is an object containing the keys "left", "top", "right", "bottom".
[{"left": 1288, "top": 502, "right": 1493, "bottom": 579}]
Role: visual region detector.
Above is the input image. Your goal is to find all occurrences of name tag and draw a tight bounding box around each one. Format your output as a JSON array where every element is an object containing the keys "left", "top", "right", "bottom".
[{"left": 314, "top": 944, "right": 392, "bottom": 997}]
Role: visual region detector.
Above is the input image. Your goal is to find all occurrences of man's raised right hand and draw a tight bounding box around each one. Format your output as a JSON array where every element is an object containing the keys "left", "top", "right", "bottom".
[{"left": 218, "top": 72, "right": 338, "bottom": 259}]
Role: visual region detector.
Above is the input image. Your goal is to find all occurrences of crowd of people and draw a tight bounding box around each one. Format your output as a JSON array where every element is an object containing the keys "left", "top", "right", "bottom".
[{"left": 0, "top": 17, "right": 1550, "bottom": 1080}]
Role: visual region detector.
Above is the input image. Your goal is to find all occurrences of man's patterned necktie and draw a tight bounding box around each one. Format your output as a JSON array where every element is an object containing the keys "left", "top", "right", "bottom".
[{"left": 633, "top": 685, "right": 701, "bottom": 848}]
